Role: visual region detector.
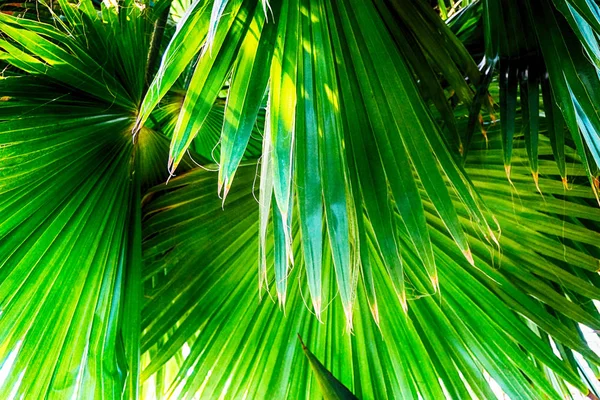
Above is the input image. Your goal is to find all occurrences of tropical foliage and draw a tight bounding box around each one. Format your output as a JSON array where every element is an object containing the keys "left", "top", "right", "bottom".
[{"left": 0, "top": 0, "right": 599, "bottom": 399}]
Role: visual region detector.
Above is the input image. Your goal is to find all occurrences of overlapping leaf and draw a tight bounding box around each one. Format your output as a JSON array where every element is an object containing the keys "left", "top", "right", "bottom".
[
  {"left": 139, "top": 119, "right": 600, "bottom": 399},
  {"left": 3, "top": 1, "right": 600, "bottom": 399},
  {"left": 475, "top": 0, "right": 600, "bottom": 197},
  {"left": 0, "top": 77, "right": 142, "bottom": 398},
  {"left": 0, "top": 4, "right": 174, "bottom": 398},
  {"left": 136, "top": 0, "right": 504, "bottom": 322}
]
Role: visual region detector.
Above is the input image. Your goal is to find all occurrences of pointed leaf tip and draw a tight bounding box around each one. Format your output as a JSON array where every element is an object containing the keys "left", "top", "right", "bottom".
[
  {"left": 370, "top": 304, "right": 380, "bottom": 328},
  {"left": 313, "top": 298, "right": 323, "bottom": 323},
  {"left": 298, "top": 335, "right": 359, "bottom": 400},
  {"left": 504, "top": 164, "right": 511, "bottom": 181},
  {"left": 431, "top": 274, "right": 440, "bottom": 293},
  {"left": 132, "top": 120, "right": 142, "bottom": 137},
  {"left": 278, "top": 292, "right": 287, "bottom": 311},
  {"left": 532, "top": 171, "right": 541, "bottom": 194},
  {"left": 401, "top": 298, "right": 408, "bottom": 314},
  {"left": 489, "top": 112, "right": 498, "bottom": 125},
  {"left": 221, "top": 181, "right": 232, "bottom": 206},
  {"left": 488, "top": 227, "right": 500, "bottom": 248},
  {"left": 343, "top": 304, "right": 354, "bottom": 333},
  {"left": 463, "top": 248, "right": 475, "bottom": 266},
  {"left": 217, "top": 174, "right": 225, "bottom": 198},
  {"left": 297, "top": 333, "right": 306, "bottom": 350}
]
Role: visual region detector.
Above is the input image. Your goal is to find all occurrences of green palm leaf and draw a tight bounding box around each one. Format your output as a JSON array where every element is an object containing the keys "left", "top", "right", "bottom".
[
  {"left": 138, "top": 0, "right": 501, "bottom": 320},
  {"left": 475, "top": 0, "right": 600, "bottom": 198},
  {"left": 0, "top": 78, "right": 140, "bottom": 398},
  {"left": 1, "top": 0, "right": 600, "bottom": 399},
  {"left": 0, "top": 4, "right": 175, "bottom": 397},
  {"left": 139, "top": 121, "right": 600, "bottom": 398}
]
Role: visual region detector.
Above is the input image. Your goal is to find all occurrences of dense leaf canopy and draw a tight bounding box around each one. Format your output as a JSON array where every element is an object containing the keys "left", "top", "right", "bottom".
[{"left": 0, "top": 0, "right": 600, "bottom": 399}]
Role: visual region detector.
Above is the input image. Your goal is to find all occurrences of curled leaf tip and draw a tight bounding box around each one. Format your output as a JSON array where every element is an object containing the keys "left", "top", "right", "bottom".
[
  {"left": 167, "top": 155, "right": 175, "bottom": 176},
  {"left": 217, "top": 176, "right": 224, "bottom": 197},
  {"left": 132, "top": 119, "right": 142, "bottom": 135},
  {"left": 219, "top": 183, "right": 230, "bottom": 210},
  {"left": 222, "top": 180, "right": 233, "bottom": 204},
  {"left": 165, "top": 171, "right": 175, "bottom": 185}
]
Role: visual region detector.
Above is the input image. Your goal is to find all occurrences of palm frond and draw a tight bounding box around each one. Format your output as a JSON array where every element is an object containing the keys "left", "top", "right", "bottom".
[
  {"left": 0, "top": 77, "right": 141, "bottom": 398},
  {"left": 137, "top": 0, "right": 501, "bottom": 323},
  {"left": 474, "top": 0, "right": 600, "bottom": 198},
  {"left": 0, "top": 4, "right": 173, "bottom": 397},
  {"left": 2, "top": 0, "right": 600, "bottom": 398},
  {"left": 140, "top": 110, "right": 600, "bottom": 398}
]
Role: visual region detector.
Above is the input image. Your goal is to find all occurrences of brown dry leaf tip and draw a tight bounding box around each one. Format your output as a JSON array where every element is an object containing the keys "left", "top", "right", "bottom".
[
  {"left": 297, "top": 334, "right": 307, "bottom": 351},
  {"left": 0, "top": 96, "right": 10, "bottom": 101},
  {"left": 594, "top": 176, "right": 599, "bottom": 190},
  {"left": 478, "top": 114, "right": 488, "bottom": 141},
  {"left": 562, "top": 176, "right": 569, "bottom": 190},
  {"left": 587, "top": 389, "right": 600, "bottom": 400},
  {"left": 481, "top": 127, "right": 488, "bottom": 142},
  {"left": 458, "top": 142, "right": 464, "bottom": 156},
  {"left": 489, "top": 112, "right": 498, "bottom": 125}
]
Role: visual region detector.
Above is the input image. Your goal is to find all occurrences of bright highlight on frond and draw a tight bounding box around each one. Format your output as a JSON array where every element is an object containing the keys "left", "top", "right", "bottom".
[{"left": 1, "top": 0, "right": 600, "bottom": 398}]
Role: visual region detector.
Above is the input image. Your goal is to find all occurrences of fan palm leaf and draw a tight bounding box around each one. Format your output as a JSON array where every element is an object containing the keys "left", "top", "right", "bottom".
[
  {"left": 139, "top": 120, "right": 600, "bottom": 399},
  {"left": 0, "top": 0, "right": 599, "bottom": 399}
]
